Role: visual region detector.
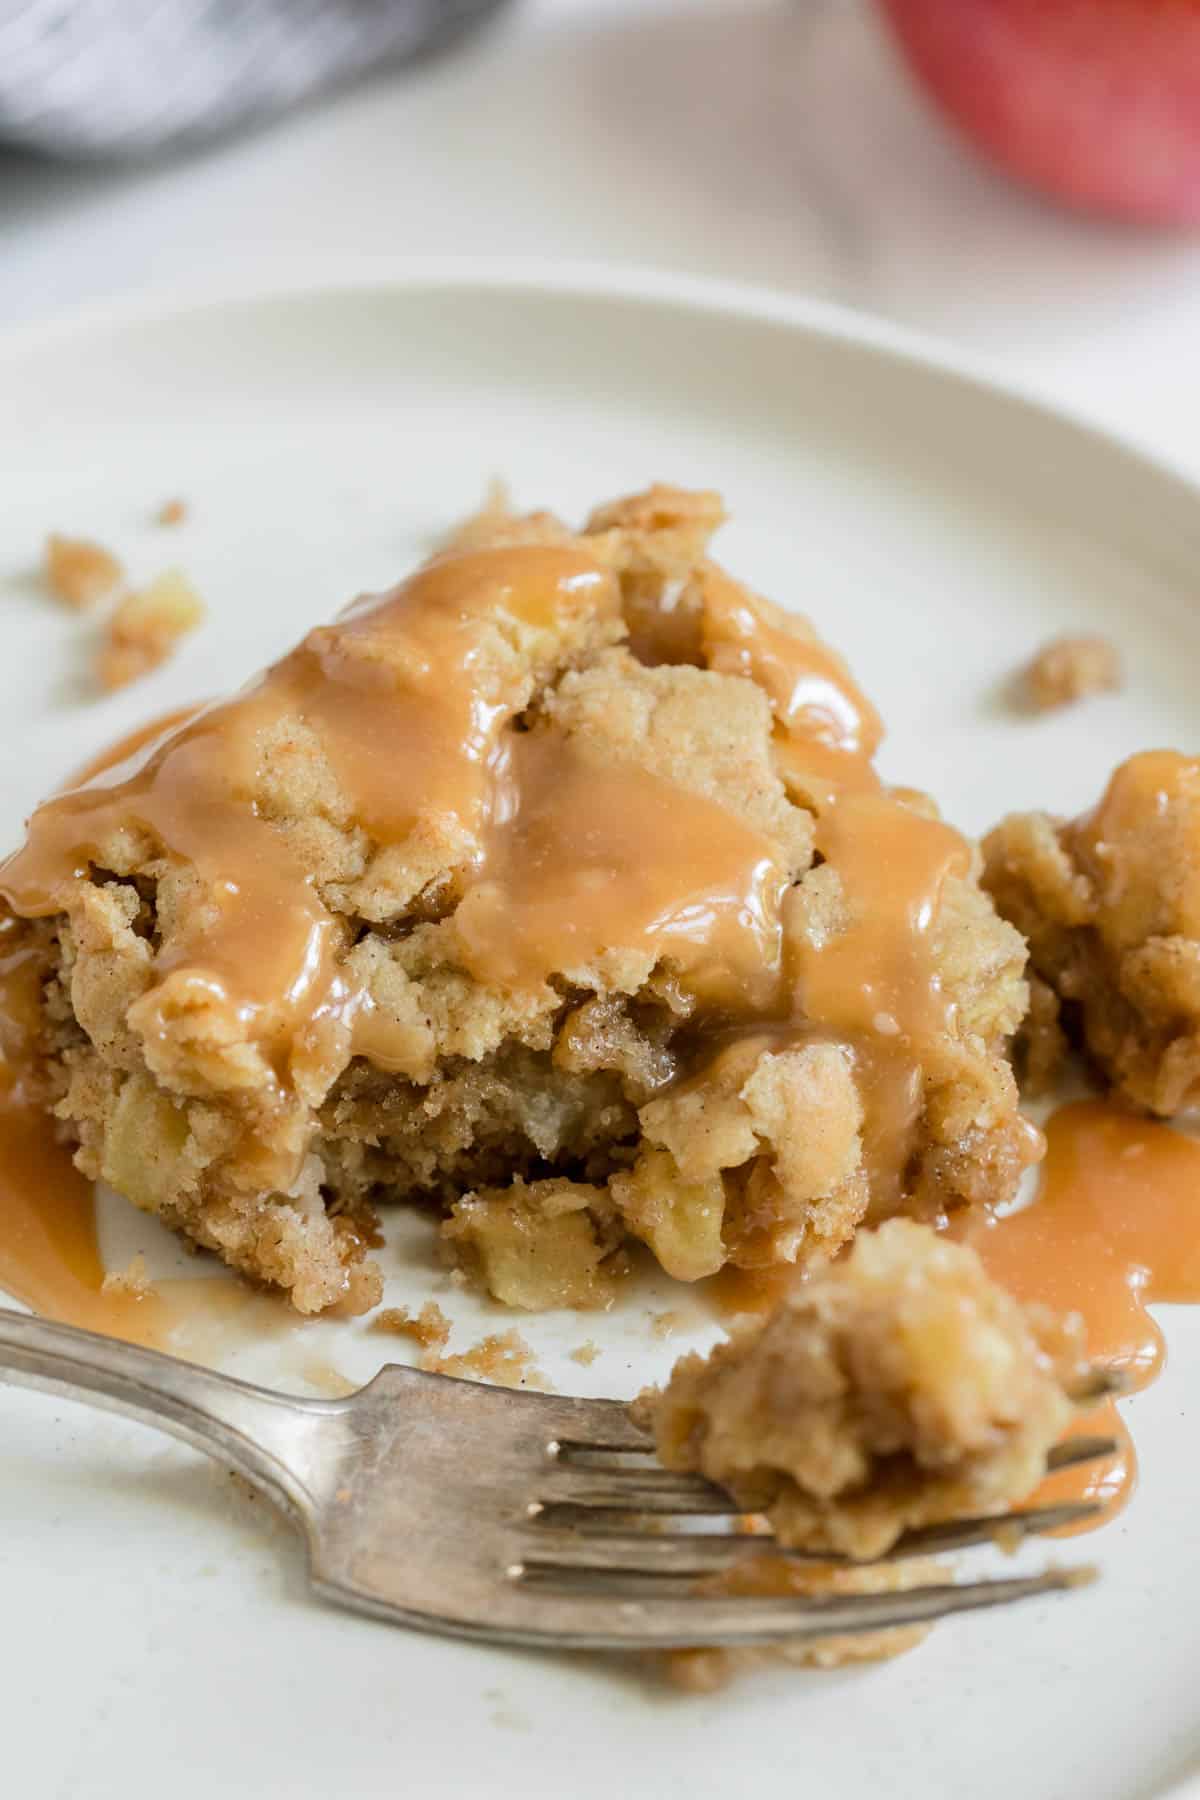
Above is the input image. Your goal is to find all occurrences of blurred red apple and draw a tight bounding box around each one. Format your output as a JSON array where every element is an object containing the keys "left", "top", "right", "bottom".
[{"left": 877, "top": 0, "right": 1200, "bottom": 224}]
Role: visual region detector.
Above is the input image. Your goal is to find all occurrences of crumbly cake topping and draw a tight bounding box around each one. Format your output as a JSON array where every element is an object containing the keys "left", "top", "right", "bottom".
[
  {"left": 43, "top": 534, "right": 124, "bottom": 611},
  {"left": 984, "top": 749, "right": 1200, "bottom": 1114},
  {"left": 371, "top": 1301, "right": 452, "bottom": 1349},
  {"left": 1023, "top": 634, "right": 1122, "bottom": 711},
  {"left": 95, "top": 570, "right": 206, "bottom": 691}
]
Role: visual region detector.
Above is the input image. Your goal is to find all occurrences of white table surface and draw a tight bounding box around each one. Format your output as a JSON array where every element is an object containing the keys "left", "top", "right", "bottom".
[{"left": 4, "top": 0, "right": 1200, "bottom": 480}]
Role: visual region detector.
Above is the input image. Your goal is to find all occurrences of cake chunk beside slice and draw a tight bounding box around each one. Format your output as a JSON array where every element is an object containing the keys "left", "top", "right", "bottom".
[{"left": 984, "top": 750, "right": 1200, "bottom": 1114}]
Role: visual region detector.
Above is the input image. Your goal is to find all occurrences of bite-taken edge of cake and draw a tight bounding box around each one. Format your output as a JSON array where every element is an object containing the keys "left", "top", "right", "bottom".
[{"left": 0, "top": 486, "right": 1038, "bottom": 1314}]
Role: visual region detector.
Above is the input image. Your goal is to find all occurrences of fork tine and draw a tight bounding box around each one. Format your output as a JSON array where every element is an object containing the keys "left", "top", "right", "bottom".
[
  {"left": 543, "top": 1400, "right": 653, "bottom": 1454},
  {"left": 1046, "top": 1434, "right": 1119, "bottom": 1472},
  {"left": 512, "top": 1566, "right": 1093, "bottom": 1647},
  {"left": 515, "top": 1531, "right": 766, "bottom": 1578},
  {"left": 1068, "top": 1366, "right": 1127, "bottom": 1405},
  {"left": 540, "top": 1427, "right": 1118, "bottom": 1519},
  {"left": 553, "top": 1437, "right": 657, "bottom": 1458},
  {"left": 535, "top": 1467, "right": 737, "bottom": 1514},
  {"left": 547, "top": 1371, "right": 1122, "bottom": 1450},
  {"left": 516, "top": 1499, "right": 1102, "bottom": 1579},
  {"left": 872, "top": 1500, "right": 1102, "bottom": 1556}
]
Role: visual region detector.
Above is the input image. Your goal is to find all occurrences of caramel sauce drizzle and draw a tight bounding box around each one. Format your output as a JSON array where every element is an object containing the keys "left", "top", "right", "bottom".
[
  {"left": 1, "top": 532, "right": 1130, "bottom": 1439},
  {"left": 0, "top": 1070, "right": 162, "bottom": 1345},
  {"left": 709, "top": 1098, "right": 1200, "bottom": 1538},
  {"left": 0, "top": 934, "right": 304, "bottom": 1352},
  {"left": 65, "top": 704, "right": 204, "bottom": 788},
  {"left": 699, "top": 565, "right": 884, "bottom": 775},
  {"left": 1071, "top": 749, "right": 1200, "bottom": 947},
  {"left": 0, "top": 1038, "right": 319, "bottom": 1360},
  {"left": 962, "top": 1099, "right": 1200, "bottom": 1528},
  {"left": 0, "top": 541, "right": 966, "bottom": 1128},
  {"left": 0, "top": 1082, "right": 289, "bottom": 1360},
  {"left": 2, "top": 540, "right": 1195, "bottom": 1566},
  {"left": 452, "top": 732, "right": 789, "bottom": 1010},
  {"left": 0, "top": 548, "right": 622, "bottom": 1084}
]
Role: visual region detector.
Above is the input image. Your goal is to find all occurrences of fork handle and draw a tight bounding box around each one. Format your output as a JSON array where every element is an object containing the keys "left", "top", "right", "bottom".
[{"left": 0, "top": 1306, "right": 325, "bottom": 1523}]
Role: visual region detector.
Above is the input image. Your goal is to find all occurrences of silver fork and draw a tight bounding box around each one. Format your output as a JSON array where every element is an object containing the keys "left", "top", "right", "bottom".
[{"left": 0, "top": 1308, "right": 1115, "bottom": 1652}]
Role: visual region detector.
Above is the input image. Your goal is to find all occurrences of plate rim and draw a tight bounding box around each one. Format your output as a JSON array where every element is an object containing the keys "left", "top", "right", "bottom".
[{"left": 3, "top": 255, "right": 1199, "bottom": 511}]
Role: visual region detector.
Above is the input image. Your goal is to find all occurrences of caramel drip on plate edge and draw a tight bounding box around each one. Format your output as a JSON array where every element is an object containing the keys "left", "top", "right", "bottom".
[{"left": 0, "top": 541, "right": 1195, "bottom": 1544}]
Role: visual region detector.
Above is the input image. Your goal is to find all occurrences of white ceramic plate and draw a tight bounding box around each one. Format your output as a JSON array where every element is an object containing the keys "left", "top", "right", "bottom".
[{"left": 2, "top": 268, "right": 1198, "bottom": 1800}]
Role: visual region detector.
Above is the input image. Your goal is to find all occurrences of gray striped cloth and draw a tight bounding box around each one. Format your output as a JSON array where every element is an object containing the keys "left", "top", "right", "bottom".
[{"left": 0, "top": 0, "right": 508, "bottom": 159}]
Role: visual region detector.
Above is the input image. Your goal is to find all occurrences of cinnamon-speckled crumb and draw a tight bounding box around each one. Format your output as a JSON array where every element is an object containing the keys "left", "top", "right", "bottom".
[
  {"left": 1023, "top": 635, "right": 1121, "bottom": 711},
  {"left": 95, "top": 569, "right": 205, "bottom": 690},
  {"left": 651, "top": 1309, "right": 688, "bottom": 1339},
  {"left": 371, "top": 1301, "right": 452, "bottom": 1350},
  {"left": 100, "top": 1250, "right": 154, "bottom": 1298},
  {"left": 422, "top": 1328, "right": 551, "bottom": 1389},
  {"left": 660, "top": 1555, "right": 947, "bottom": 1689}
]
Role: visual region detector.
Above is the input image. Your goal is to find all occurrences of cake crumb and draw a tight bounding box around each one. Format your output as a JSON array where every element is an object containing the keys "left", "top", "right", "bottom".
[
  {"left": 423, "top": 1328, "right": 551, "bottom": 1390},
  {"left": 95, "top": 569, "right": 205, "bottom": 690},
  {"left": 988, "top": 1518, "right": 1026, "bottom": 1556},
  {"left": 100, "top": 1251, "right": 153, "bottom": 1298},
  {"left": 640, "top": 1218, "right": 1085, "bottom": 1559},
  {"left": 371, "top": 1301, "right": 452, "bottom": 1351},
  {"left": 660, "top": 1555, "right": 947, "bottom": 1689},
  {"left": 156, "top": 498, "right": 189, "bottom": 527},
  {"left": 569, "top": 1340, "right": 600, "bottom": 1366},
  {"left": 1023, "top": 634, "right": 1121, "bottom": 711},
  {"left": 44, "top": 533, "right": 123, "bottom": 610},
  {"left": 1016, "top": 973, "right": 1069, "bottom": 1098},
  {"left": 651, "top": 1309, "right": 687, "bottom": 1339}
]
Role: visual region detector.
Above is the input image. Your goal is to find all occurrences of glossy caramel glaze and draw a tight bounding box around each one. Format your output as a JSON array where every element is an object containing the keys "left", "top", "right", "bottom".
[
  {"left": 964, "top": 1099, "right": 1200, "bottom": 1529},
  {"left": 0, "top": 1071, "right": 162, "bottom": 1344},
  {"left": 0, "top": 510, "right": 1034, "bottom": 1321},
  {"left": 0, "top": 539, "right": 976, "bottom": 1127},
  {"left": 1, "top": 550, "right": 623, "bottom": 1085}
]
